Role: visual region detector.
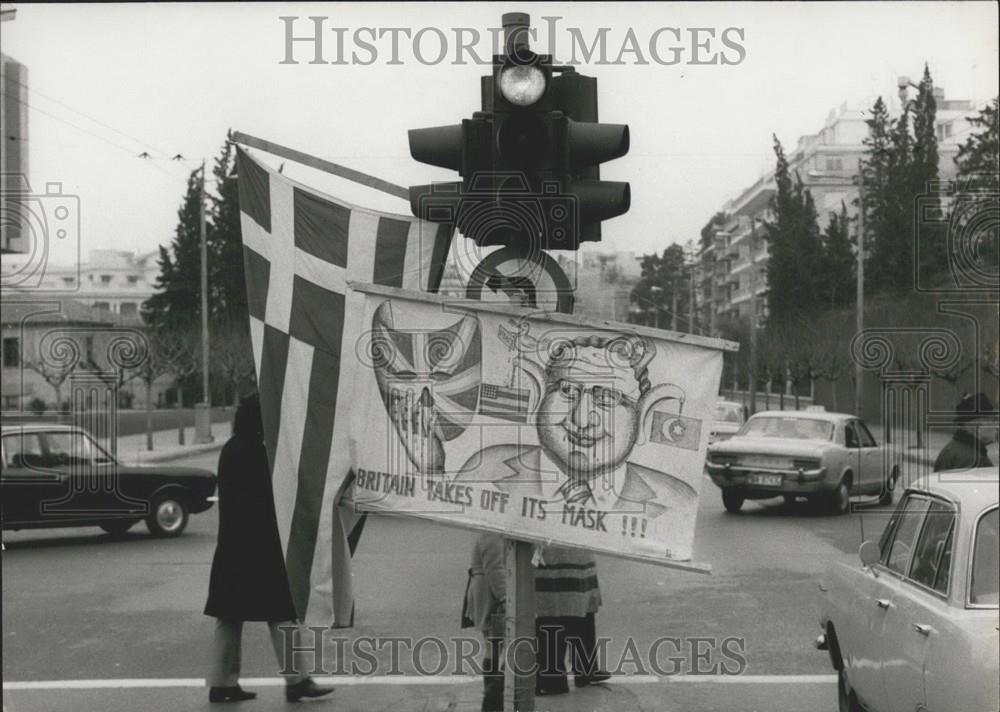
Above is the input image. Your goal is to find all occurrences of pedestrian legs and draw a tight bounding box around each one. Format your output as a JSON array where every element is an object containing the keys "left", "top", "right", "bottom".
[
  {"left": 208, "top": 618, "right": 243, "bottom": 688},
  {"left": 267, "top": 621, "right": 309, "bottom": 684},
  {"left": 535, "top": 617, "right": 570, "bottom": 694}
]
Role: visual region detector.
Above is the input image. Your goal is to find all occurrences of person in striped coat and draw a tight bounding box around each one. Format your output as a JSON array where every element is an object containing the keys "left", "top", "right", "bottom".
[{"left": 534, "top": 545, "right": 611, "bottom": 695}]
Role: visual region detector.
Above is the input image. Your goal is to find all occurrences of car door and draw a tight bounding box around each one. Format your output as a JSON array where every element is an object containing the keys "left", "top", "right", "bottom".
[
  {"left": 1, "top": 431, "right": 70, "bottom": 526},
  {"left": 879, "top": 498, "right": 957, "bottom": 712},
  {"left": 856, "top": 494, "right": 932, "bottom": 712},
  {"left": 37, "top": 429, "right": 104, "bottom": 521},
  {"left": 856, "top": 420, "right": 882, "bottom": 495}
]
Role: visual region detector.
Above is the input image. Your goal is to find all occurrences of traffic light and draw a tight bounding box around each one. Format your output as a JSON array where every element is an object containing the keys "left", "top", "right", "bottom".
[{"left": 408, "top": 13, "right": 629, "bottom": 251}]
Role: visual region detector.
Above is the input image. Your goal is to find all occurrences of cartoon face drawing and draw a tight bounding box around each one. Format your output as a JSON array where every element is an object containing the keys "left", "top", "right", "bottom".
[
  {"left": 371, "top": 301, "right": 481, "bottom": 473},
  {"left": 536, "top": 335, "right": 652, "bottom": 483}
]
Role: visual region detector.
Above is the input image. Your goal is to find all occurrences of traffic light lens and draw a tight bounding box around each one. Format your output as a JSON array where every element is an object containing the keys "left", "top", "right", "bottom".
[{"left": 498, "top": 65, "right": 546, "bottom": 106}]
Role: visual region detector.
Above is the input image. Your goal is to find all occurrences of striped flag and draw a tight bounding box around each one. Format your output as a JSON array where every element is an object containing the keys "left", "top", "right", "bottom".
[
  {"left": 478, "top": 383, "right": 530, "bottom": 423},
  {"left": 236, "top": 147, "right": 452, "bottom": 626}
]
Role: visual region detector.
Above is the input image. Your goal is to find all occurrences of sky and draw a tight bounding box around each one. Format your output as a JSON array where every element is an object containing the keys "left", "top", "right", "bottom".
[{"left": 2, "top": 2, "right": 998, "bottom": 270}]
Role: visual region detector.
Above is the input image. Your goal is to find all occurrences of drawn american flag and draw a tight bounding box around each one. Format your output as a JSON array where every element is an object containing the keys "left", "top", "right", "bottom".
[
  {"left": 479, "top": 382, "right": 530, "bottom": 423},
  {"left": 236, "top": 147, "right": 452, "bottom": 626}
]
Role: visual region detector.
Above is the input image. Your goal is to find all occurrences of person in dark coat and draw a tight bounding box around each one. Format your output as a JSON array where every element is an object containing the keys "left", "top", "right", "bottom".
[
  {"left": 934, "top": 392, "right": 997, "bottom": 473},
  {"left": 204, "top": 394, "right": 334, "bottom": 703}
]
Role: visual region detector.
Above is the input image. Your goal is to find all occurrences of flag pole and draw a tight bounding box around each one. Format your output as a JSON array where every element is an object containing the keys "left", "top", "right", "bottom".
[{"left": 231, "top": 131, "right": 409, "bottom": 201}]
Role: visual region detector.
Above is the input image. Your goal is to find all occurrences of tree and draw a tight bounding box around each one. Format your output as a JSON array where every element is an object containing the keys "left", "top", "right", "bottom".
[
  {"left": 134, "top": 329, "right": 197, "bottom": 450},
  {"left": 818, "top": 203, "right": 855, "bottom": 309},
  {"left": 629, "top": 244, "right": 691, "bottom": 330},
  {"left": 700, "top": 211, "right": 729, "bottom": 250},
  {"left": 859, "top": 96, "right": 893, "bottom": 293},
  {"left": 911, "top": 65, "right": 947, "bottom": 288},
  {"left": 953, "top": 96, "right": 1000, "bottom": 275},
  {"left": 142, "top": 169, "right": 203, "bottom": 331},
  {"left": 955, "top": 97, "right": 999, "bottom": 183},
  {"left": 212, "top": 317, "right": 256, "bottom": 405},
  {"left": 207, "top": 131, "right": 248, "bottom": 325},
  {"left": 762, "top": 135, "right": 824, "bottom": 324}
]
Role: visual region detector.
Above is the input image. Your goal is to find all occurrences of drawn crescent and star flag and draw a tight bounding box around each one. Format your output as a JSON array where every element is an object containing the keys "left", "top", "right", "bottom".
[{"left": 236, "top": 146, "right": 453, "bottom": 626}]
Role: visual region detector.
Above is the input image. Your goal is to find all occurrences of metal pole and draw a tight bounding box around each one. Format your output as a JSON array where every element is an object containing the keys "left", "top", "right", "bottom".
[
  {"left": 749, "top": 220, "right": 758, "bottom": 415},
  {"left": 503, "top": 538, "right": 535, "bottom": 712},
  {"left": 690, "top": 257, "right": 697, "bottom": 334},
  {"left": 855, "top": 166, "right": 865, "bottom": 418},
  {"left": 196, "top": 162, "right": 214, "bottom": 444}
]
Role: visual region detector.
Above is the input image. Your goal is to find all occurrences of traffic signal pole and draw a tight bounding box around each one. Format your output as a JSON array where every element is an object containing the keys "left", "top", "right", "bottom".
[{"left": 407, "top": 12, "right": 633, "bottom": 710}]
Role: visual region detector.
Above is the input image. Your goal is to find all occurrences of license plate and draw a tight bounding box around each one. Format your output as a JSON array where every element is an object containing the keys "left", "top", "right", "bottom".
[{"left": 748, "top": 473, "right": 783, "bottom": 487}]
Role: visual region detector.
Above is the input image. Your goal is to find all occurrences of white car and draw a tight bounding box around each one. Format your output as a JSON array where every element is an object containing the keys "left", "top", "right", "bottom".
[
  {"left": 817, "top": 469, "right": 999, "bottom": 712},
  {"left": 706, "top": 411, "right": 899, "bottom": 514},
  {"left": 709, "top": 400, "right": 748, "bottom": 444}
]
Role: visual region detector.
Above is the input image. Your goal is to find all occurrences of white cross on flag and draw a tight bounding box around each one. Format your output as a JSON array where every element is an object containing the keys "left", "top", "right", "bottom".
[{"left": 236, "top": 147, "right": 453, "bottom": 626}]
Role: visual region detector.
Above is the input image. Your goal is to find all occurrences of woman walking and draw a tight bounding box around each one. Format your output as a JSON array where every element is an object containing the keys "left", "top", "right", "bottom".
[{"left": 204, "top": 394, "right": 334, "bottom": 703}]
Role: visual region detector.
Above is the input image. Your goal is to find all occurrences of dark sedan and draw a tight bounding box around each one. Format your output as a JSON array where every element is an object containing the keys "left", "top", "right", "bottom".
[{"left": 1, "top": 424, "right": 216, "bottom": 537}]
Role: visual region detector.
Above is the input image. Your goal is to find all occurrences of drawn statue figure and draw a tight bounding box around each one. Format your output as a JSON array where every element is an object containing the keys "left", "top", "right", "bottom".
[{"left": 370, "top": 300, "right": 481, "bottom": 474}]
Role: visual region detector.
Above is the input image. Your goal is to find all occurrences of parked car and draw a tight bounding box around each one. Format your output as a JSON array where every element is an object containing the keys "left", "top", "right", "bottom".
[
  {"left": 705, "top": 410, "right": 899, "bottom": 514},
  {"left": 1, "top": 424, "right": 216, "bottom": 537},
  {"left": 816, "top": 469, "right": 999, "bottom": 712},
  {"left": 709, "top": 399, "right": 749, "bottom": 444}
]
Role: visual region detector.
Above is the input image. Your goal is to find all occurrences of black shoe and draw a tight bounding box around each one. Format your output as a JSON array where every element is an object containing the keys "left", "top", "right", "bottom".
[
  {"left": 209, "top": 685, "right": 257, "bottom": 702},
  {"left": 574, "top": 670, "right": 612, "bottom": 687},
  {"left": 286, "top": 677, "right": 335, "bottom": 702},
  {"left": 536, "top": 677, "right": 570, "bottom": 696}
]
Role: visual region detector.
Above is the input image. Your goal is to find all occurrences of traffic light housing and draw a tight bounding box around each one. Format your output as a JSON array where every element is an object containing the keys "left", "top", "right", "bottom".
[{"left": 408, "top": 16, "right": 629, "bottom": 250}]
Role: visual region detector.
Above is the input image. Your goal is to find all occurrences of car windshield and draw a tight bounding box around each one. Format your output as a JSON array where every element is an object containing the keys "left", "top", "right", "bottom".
[
  {"left": 738, "top": 416, "right": 834, "bottom": 441},
  {"left": 713, "top": 403, "right": 744, "bottom": 423}
]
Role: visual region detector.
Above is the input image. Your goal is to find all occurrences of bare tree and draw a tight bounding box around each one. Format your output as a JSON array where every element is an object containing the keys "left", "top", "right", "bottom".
[{"left": 212, "top": 320, "right": 256, "bottom": 405}]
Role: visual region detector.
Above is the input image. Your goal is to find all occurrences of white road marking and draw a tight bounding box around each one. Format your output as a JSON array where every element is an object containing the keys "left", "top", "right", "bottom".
[{"left": 3, "top": 674, "right": 837, "bottom": 691}]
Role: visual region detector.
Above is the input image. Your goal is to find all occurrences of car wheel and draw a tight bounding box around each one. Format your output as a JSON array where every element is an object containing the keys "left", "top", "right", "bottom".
[
  {"left": 837, "top": 668, "right": 863, "bottom": 712},
  {"left": 878, "top": 466, "right": 899, "bottom": 506},
  {"left": 100, "top": 519, "right": 138, "bottom": 536},
  {"left": 828, "top": 478, "right": 851, "bottom": 515},
  {"left": 146, "top": 494, "right": 189, "bottom": 537},
  {"left": 722, "top": 491, "right": 744, "bottom": 513}
]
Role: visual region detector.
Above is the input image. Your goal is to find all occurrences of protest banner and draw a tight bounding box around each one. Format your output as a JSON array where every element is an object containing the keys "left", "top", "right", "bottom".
[{"left": 347, "top": 283, "right": 736, "bottom": 571}]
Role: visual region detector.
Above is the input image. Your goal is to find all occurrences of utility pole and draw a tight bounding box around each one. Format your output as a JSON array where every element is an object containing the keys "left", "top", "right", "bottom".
[
  {"left": 854, "top": 164, "right": 865, "bottom": 418},
  {"left": 748, "top": 218, "right": 759, "bottom": 416},
  {"left": 195, "top": 161, "right": 214, "bottom": 444}
]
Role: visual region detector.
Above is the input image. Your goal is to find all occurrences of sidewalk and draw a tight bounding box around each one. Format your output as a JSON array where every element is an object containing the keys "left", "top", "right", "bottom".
[{"left": 108, "top": 421, "right": 229, "bottom": 465}]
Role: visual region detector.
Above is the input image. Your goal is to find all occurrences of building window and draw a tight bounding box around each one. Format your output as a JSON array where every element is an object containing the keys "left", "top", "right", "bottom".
[
  {"left": 93, "top": 302, "right": 111, "bottom": 312},
  {"left": 3, "top": 337, "right": 20, "bottom": 368},
  {"left": 62, "top": 276, "right": 75, "bottom": 286},
  {"left": 101, "top": 275, "right": 112, "bottom": 284},
  {"left": 825, "top": 157, "right": 843, "bottom": 171},
  {"left": 127, "top": 275, "right": 139, "bottom": 285},
  {"left": 119, "top": 303, "right": 137, "bottom": 317}
]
